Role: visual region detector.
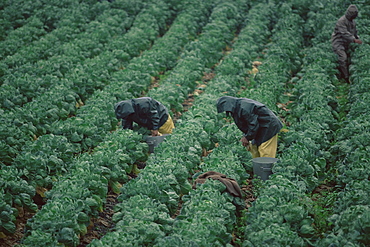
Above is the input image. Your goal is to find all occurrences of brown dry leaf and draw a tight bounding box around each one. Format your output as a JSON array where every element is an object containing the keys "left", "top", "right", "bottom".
[
  {"left": 252, "top": 61, "right": 262, "bottom": 66},
  {"left": 15, "top": 206, "right": 24, "bottom": 218},
  {"left": 248, "top": 67, "right": 259, "bottom": 74},
  {"left": 277, "top": 103, "right": 290, "bottom": 111},
  {"left": 76, "top": 99, "right": 84, "bottom": 108},
  {"left": 36, "top": 187, "right": 47, "bottom": 198}
]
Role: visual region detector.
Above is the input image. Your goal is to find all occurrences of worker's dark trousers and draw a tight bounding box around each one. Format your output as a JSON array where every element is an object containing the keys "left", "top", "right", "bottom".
[{"left": 333, "top": 48, "right": 349, "bottom": 80}]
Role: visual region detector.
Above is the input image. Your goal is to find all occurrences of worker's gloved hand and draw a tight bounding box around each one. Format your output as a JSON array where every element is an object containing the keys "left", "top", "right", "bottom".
[
  {"left": 151, "top": 130, "right": 160, "bottom": 136},
  {"left": 240, "top": 136, "right": 250, "bottom": 147},
  {"left": 247, "top": 143, "right": 252, "bottom": 151}
]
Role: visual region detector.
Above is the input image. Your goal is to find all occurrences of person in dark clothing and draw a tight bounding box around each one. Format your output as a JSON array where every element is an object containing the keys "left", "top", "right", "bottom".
[
  {"left": 114, "top": 97, "right": 174, "bottom": 136},
  {"left": 331, "top": 4, "right": 362, "bottom": 83},
  {"left": 216, "top": 96, "right": 282, "bottom": 158}
]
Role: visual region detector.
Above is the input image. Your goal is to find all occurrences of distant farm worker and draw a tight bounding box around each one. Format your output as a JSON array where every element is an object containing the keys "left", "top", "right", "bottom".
[
  {"left": 114, "top": 97, "right": 174, "bottom": 136},
  {"left": 331, "top": 4, "right": 362, "bottom": 83},
  {"left": 216, "top": 96, "right": 282, "bottom": 158}
]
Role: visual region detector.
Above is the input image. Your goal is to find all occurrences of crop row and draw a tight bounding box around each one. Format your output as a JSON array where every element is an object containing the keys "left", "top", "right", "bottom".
[
  {"left": 2, "top": 0, "right": 218, "bottom": 245},
  {"left": 138, "top": 1, "right": 301, "bottom": 245},
  {"left": 85, "top": 0, "right": 251, "bottom": 245},
  {"left": 0, "top": 0, "right": 280, "bottom": 244},
  {"left": 1, "top": 0, "right": 171, "bottom": 109},
  {"left": 0, "top": 0, "right": 210, "bottom": 240},
  {"left": 235, "top": 2, "right": 319, "bottom": 246},
  {"left": 1, "top": 0, "right": 369, "bottom": 246},
  {"left": 242, "top": 0, "right": 370, "bottom": 246},
  {"left": 0, "top": 0, "right": 174, "bottom": 165},
  {"left": 0, "top": 0, "right": 144, "bottom": 100},
  {"left": 321, "top": 1, "right": 370, "bottom": 245},
  {"left": 85, "top": 0, "right": 333, "bottom": 245},
  {"left": 1, "top": 0, "right": 175, "bottom": 227},
  {"left": 0, "top": 0, "right": 100, "bottom": 54}
]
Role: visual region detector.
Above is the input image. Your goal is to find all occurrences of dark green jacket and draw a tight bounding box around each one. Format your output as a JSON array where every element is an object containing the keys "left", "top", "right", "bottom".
[
  {"left": 114, "top": 97, "right": 169, "bottom": 130},
  {"left": 216, "top": 96, "right": 282, "bottom": 146},
  {"left": 331, "top": 5, "right": 359, "bottom": 50}
]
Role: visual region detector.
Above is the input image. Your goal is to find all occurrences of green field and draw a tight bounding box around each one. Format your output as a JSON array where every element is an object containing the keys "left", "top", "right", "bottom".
[{"left": 1, "top": 0, "right": 369, "bottom": 246}]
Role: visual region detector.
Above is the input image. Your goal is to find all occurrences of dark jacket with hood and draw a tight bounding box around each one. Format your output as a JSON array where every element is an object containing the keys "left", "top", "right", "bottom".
[
  {"left": 331, "top": 5, "right": 359, "bottom": 51},
  {"left": 114, "top": 97, "right": 169, "bottom": 130},
  {"left": 216, "top": 96, "right": 282, "bottom": 146}
]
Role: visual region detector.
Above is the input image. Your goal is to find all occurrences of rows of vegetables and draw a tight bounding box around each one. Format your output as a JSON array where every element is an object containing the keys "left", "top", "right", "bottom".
[
  {"left": 0, "top": 0, "right": 214, "bottom": 244},
  {"left": 327, "top": 0, "right": 370, "bottom": 245},
  {"left": 239, "top": 0, "right": 370, "bottom": 246},
  {"left": 88, "top": 0, "right": 251, "bottom": 245},
  {"left": 0, "top": 0, "right": 173, "bottom": 164},
  {"left": 1, "top": 0, "right": 176, "bottom": 241},
  {"left": 1, "top": 0, "right": 369, "bottom": 246},
  {"left": 238, "top": 0, "right": 370, "bottom": 246}
]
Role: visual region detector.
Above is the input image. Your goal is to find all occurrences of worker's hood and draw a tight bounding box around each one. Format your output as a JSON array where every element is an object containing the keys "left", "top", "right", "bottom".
[
  {"left": 345, "top": 5, "right": 358, "bottom": 21},
  {"left": 216, "top": 96, "right": 238, "bottom": 114},
  {"left": 114, "top": 100, "right": 134, "bottom": 119}
]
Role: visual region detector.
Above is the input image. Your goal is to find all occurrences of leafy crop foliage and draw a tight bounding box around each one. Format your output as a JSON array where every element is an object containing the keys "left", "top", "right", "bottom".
[{"left": 1, "top": 0, "right": 370, "bottom": 246}]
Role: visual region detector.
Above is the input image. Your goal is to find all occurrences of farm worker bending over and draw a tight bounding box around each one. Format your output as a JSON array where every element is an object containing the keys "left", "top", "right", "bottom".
[
  {"left": 216, "top": 96, "right": 282, "bottom": 158},
  {"left": 114, "top": 97, "right": 174, "bottom": 136},
  {"left": 331, "top": 4, "right": 362, "bottom": 83}
]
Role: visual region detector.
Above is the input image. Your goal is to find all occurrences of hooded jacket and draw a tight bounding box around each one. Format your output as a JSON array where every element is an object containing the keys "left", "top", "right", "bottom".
[
  {"left": 114, "top": 97, "right": 169, "bottom": 130},
  {"left": 216, "top": 96, "right": 282, "bottom": 146},
  {"left": 331, "top": 5, "right": 359, "bottom": 50}
]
